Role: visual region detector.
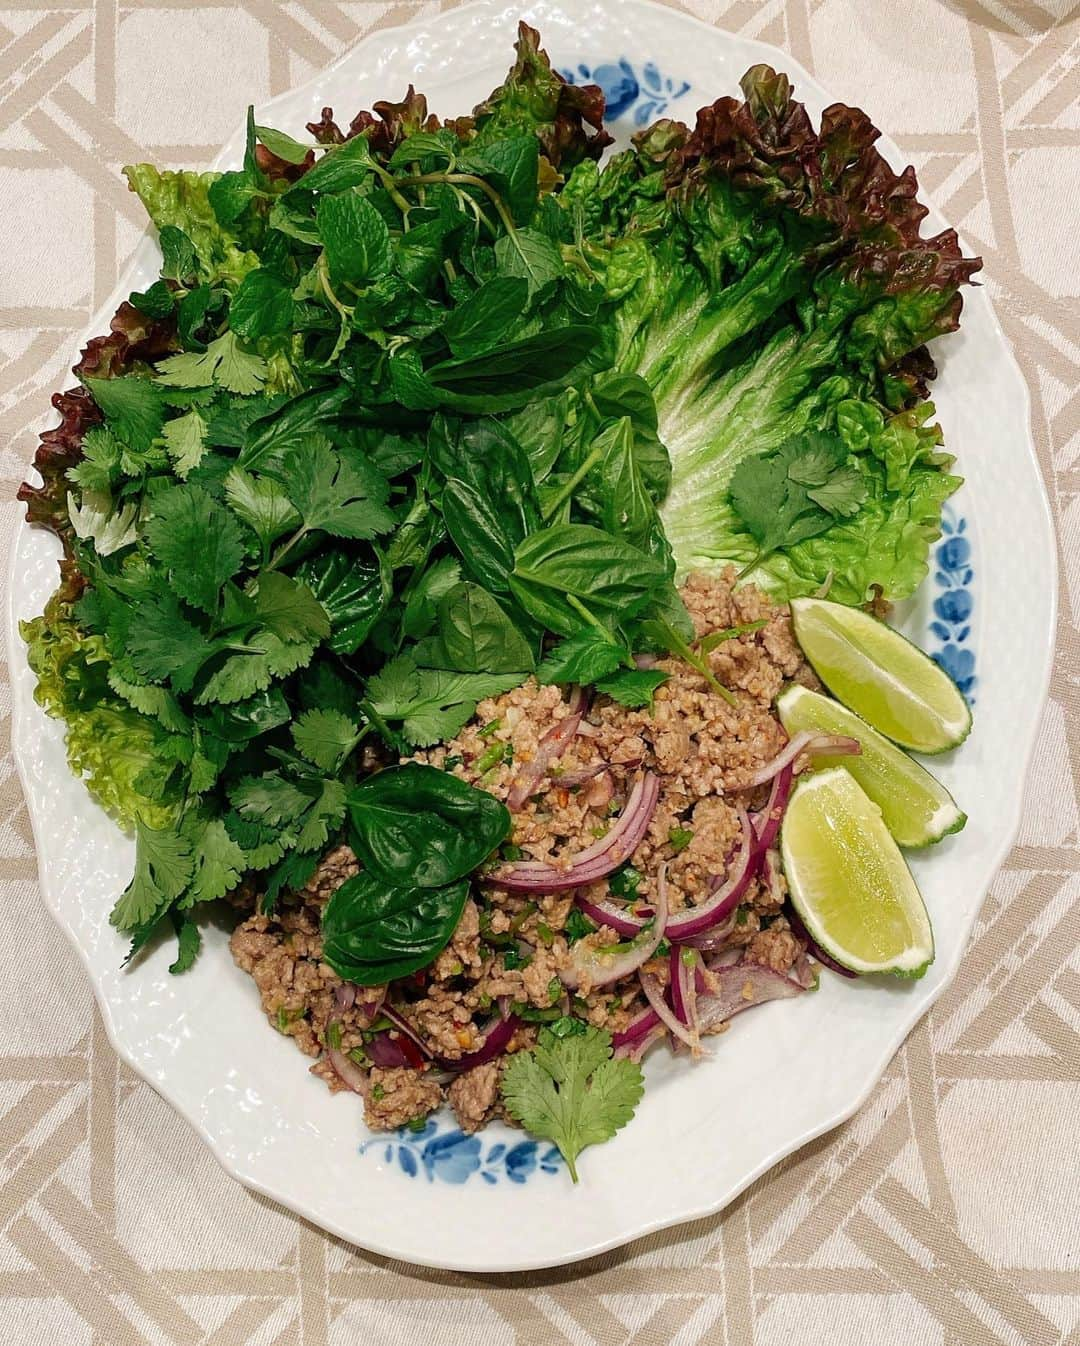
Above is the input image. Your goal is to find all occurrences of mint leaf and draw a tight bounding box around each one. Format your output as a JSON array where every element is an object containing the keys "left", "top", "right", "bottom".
[
  {"left": 316, "top": 193, "right": 390, "bottom": 286},
  {"left": 254, "top": 124, "right": 310, "bottom": 165},
  {"left": 291, "top": 135, "right": 375, "bottom": 195},
  {"left": 229, "top": 268, "right": 295, "bottom": 341},
  {"left": 536, "top": 628, "right": 627, "bottom": 686},
  {"left": 595, "top": 666, "right": 668, "bottom": 709},
  {"left": 158, "top": 225, "right": 196, "bottom": 283}
]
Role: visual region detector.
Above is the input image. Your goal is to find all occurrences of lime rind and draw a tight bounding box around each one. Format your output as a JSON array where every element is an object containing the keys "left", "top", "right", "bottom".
[
  {"left": 789, "top": 597, "right": 972, "bottom": 754},
  {"left": 776, "top": 683, "right": 966, "bottom": 849},
  {"left": 781, "top": 768, "right": 935, "bottom": 978}
]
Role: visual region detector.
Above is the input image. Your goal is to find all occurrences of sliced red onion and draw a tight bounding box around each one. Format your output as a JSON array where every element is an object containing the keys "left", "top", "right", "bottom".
[
  {"left": 612, "top": 1004, "right": 662, "bottom": 1048},
  {"left": 680, "top": 912, "right": 737, "bottom": 951},
  {"left": 669, "top": 945, "right": 691, "bottom": 1024},
  {"left": 785, "top": 903, "right": 857, "bottom": 978},
  {"left": 380, "top": 1004, "right": 434, "bottom": 1059},
  {"left": 552, "top": 762, "right": 609, "bottom": 788},
  {"left": 640, "top": 968, "right": 699, "bottom": 1051},
  {"left": 762, "top": 848, "right": 785, "bottom": 906},
  {"left": 490, "top": 772, "right": 660, "bottom": 893},
  {"left": 789, "top": 951, "right": 819, "bottom": 990},
  {"left": 357, "top": 985, "right": 387, "bottom": 1023},
  {"left": 695, "top": 965, "right": 806, "bottom": 1031},
  {"left": 506, "top": 707, "right": 583, "bottom": 811},
  {"left": 365, "top": 1032, "right": 417, "bottom": 1070},
  {"left": 575, "top": 893, "right": 650, "bottom": 939},
  {"left": 706, "top": 946, "right": 744, "bottom": 971},
  {"left": 619, "top": 1022, "right": 668, "bottom": 1062},
  {"left": 745, "top": 731, "right": 860, "bottom": 788},
  {"left": 560, "top": 858, "right": 669, "bottom": 990},
  {"left": 752, "top": 765, "right": 793, "bottom": 856},
  {"left": 333, "top": 983, "right": 357, "bottom": 1013},
  {"left": 666, "top": 806, "right": 754, "bottom": 942},
  {"left": 327, "top": 1044, "right": 370, "bottom": 1094},
  {"left": 433, "top": 1013, "right": 520, "bottom": 1072}
]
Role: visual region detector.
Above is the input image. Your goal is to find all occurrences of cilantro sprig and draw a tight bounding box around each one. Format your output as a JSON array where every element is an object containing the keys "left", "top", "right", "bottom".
[{"left": 500, "top": 1025, "right": 645, "bottom": 1181}]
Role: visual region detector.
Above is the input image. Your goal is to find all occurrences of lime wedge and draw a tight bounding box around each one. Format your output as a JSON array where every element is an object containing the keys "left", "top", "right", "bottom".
[
  {"left": 789, "top": 597, "right": 971, "bottom": 754},
  {"left": 781, "top": 767, "right": 934, "bottom": 978},
  {"left": 777, "top": 685, "right": 965, "bottom": 848}
]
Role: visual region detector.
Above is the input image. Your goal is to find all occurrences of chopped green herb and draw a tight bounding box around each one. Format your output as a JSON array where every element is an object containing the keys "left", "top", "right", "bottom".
[
  {"left": 500, "top": 842, "right": 524, "bottom": 861},
  {"left": 371, "top": 1083, "right": 386, "bottom": 1102},
  {"left": 655, "top": 938, "right": 671, "bottom": 957},
  {"left": 444, "top": 755, "right": 463, "bottom": 769},
  {"left": 407, "top": 1115, "right": 428, "bottom": 1133},
  {"left": 668, "top": 826, "right": 694, "bottom": 853},
  {"left": 546, "top": 975, "right": 562, "bottom": 1004},
  {"left": 680, "top": 947, "right": 697, "bottom": 967},
  {"left": 477, "top": 718, "right": 502, "bottom": 739},
  {"left": 564, "top": 908, "right": 596, "bottom": 945},
  {"left": 503, "top": 946, "right": 532, "bottom": 971},
  {"left": 476, "top": 739, "right": 510, "bottom": 772},
  {"left": 609, "top": 865, "right": 643, "bottom": 900},
  {"left": 735, "top": 907, "right": 749, "bottom": 926},
  {"left": 326, "top": 1020, "right": 342, "bottom": 1051},
  {"left": 536, "top": 920, "right": 555, "bottom": 947}
]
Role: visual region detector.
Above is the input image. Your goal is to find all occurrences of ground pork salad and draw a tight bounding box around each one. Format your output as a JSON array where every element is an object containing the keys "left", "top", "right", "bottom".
[{"left": 19, "top": 24, "right": 979, "bottom": 1178}]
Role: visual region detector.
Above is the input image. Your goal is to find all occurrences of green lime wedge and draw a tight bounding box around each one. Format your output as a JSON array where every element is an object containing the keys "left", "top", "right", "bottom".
[
  {"left": 777, "top": 684, "right": 965, "bottom": 848},
  {"left": 789, "top": 597, "right": 972, "bottom": 754},
  {"left": 781, "top": 767, "right": 934, "bottom": 978}
]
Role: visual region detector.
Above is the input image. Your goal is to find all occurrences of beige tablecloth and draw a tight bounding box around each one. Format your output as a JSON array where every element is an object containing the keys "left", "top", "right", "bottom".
[{"left": 1, "top": 2, "right": 1077, "bottom": 1342}]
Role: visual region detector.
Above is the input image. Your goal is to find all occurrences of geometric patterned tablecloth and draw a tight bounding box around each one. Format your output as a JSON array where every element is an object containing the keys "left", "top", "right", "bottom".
[{"left": 1, "top": 2, "right": 1077, "bottom": 1342}]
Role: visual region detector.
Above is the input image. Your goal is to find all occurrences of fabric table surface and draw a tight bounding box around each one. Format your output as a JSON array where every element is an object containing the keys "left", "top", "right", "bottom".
[{"left": 0, "top": 1, "right": 1077, "bottom": 1342}]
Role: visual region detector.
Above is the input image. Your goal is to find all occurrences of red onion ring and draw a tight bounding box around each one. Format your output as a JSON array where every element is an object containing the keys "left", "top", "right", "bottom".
[
  {"left": 490, "top": 772, "right": 660, "bottom": 893},
  {"left": 744, "top": 732, "right": 860, "bottom": 788},
  {"left": 620, "top": 1022, "right": 668, "bottom": 1062},
  {"left": 695, "top": 965, "right": 806, "bottom": 1031},
  {"left": 611, "top": 1005, "right": 662, "bottom": 1053},
  {"left": 326, "top": 1041, "right": 370, "bottom": 1094},
  {"left": 752, "top": 764, "right": 793, "bottom": 857},
  {"left": 506, "top": 705, "right": 584, "bottom": 811},
  {"left": 433, "top": 1012, "right": 521, "bottom": 1072},
  {"left": 666, "top": 806, "right": 754, "bottom": 942},
  {"left": 561, "top": 859, "right": 669, "bottom": 990},
  {"left": 640, "top": 968, "right": 699, "bottom": 1051},
  {"left": 380, "top": 1004, "right": 434, "bottom": 1059},
  {"left": 575, "top": 893, "right": 651, "bottom": 939}
]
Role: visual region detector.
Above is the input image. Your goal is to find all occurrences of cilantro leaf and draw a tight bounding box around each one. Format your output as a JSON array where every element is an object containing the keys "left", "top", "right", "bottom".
[
  {"left": 195, "top": 632, "right": 317, "bottom": 705},
  {"left": 161, "top": 409, "right": 208, "bottom": 478},
  {"left": 229, "top": 772, "right": 346, "bottom": 854},
  {"left": 728, "top": 432, "right": 866, "bottom": 563},
  {"left": 156, "top": 330, "right": 267, "bottom": 396},
  {"left": 110, "top": 820, "right": 194, "bottom": 931},
  {"left": 181, "top": 816, "right": 246, "bottom": 906},
  {"left": 124, "top": 593, "right": 217, "bottom": 690},
  {"left": 144, "top": 484, "right": 247, "bottom": 613},
  {"left": 500, "top": 1025, "right": 644, "bottom": 1182},
  {"left": 168, "top": 913, "right": 201, "bottom": 974},
  {"left": 252, "top": 571, "right": 331, "bottom": 644},
  {"left": 223, "top": 467, "right": 299, "bottom": 552},
  {"left": 291, "top": 708, "right": 360, "bottom": 772},
  {"left": 280, "top": 436, "right": 395, "bottom": 541},
  {"left": 365, "top": 654, "right": 521, "bottom": 747}
]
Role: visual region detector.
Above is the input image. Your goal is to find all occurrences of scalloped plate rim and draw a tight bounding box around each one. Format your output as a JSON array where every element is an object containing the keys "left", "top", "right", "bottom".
[{"left": 5, "top": 0, "right": 1057, "bottom": 1271}]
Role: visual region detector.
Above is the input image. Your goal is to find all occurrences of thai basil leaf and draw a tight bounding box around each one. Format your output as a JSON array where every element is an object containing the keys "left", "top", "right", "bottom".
[
  {"left": 321, "top": 872, "right": 470, "bottom": 985},
  {"left": 441, "top": 477, "right": 516, "bottom": 591},
  {"left": 346, "top": 763, "right": 510, "bottom": 888},
  {"left": 295, "top": 549, "right": 389, "bottom": 654},
  {"left": 415, "top": 582, "right": 535, "bottom": 674}
]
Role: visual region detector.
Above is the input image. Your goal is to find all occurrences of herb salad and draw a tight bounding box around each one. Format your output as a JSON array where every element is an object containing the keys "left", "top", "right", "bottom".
[{"left": 20, "top": 24, "right": 979, "bottom": 1176}]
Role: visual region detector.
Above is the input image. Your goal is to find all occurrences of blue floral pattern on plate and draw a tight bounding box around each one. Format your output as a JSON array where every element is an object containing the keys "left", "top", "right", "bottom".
[
  {"left": 360, "top": 1117, "right": 562, "bottom": 1185},
  {"left": 560, "top": 59, "right": 691, "bottom": 124},
  {"left": 927, "top": 505, "right": 976, "bottom": 703}
]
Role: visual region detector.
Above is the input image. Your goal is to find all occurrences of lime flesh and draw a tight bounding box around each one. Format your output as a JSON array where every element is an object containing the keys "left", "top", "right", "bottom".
[
  {"left": 781, "top": 767, "right": 934, "bottom": 977},
  {"left": 777, "top": 684, "right": 965, "bottom": 848},
  {"left": 789, "top": 597, "right": 971, "bottom": 754}
]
